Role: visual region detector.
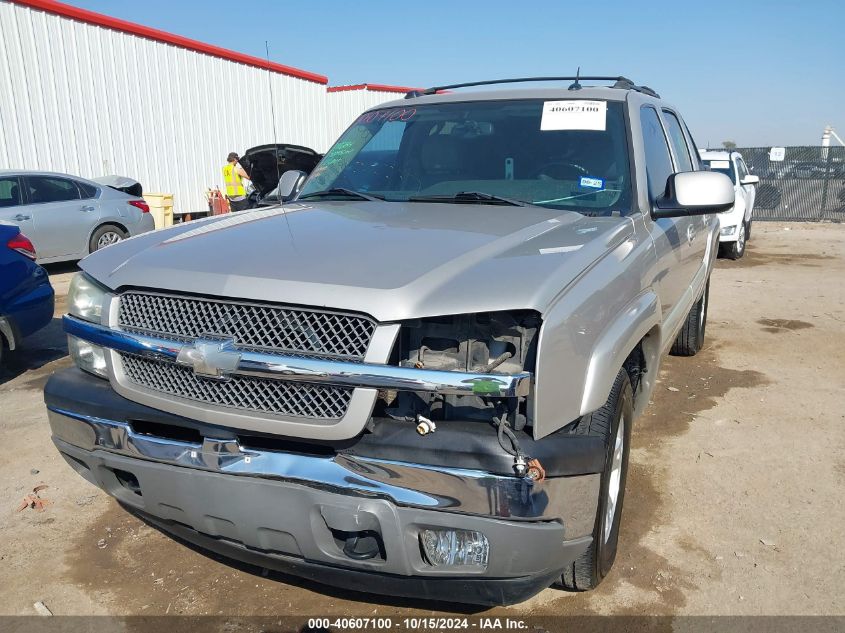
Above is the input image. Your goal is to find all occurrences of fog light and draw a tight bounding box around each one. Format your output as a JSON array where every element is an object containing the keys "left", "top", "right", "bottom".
[
  {"left": 68, "top": 335, "right": 108, "bottom": 378},
  {"left": 419, "top": 529, "right": 489, "bottom": 568},
  {"left": 720, "top": 225, "right": 737, "bottom": 236}
]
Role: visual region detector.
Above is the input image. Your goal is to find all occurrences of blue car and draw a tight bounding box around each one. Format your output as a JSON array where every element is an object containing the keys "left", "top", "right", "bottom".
[{"left": 0, "top": 222, "right": 54, "bottom": 366}]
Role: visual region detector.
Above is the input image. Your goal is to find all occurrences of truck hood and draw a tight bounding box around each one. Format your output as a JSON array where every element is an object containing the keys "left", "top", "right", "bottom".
[{"left": 82, "top": 201, "right": 633, "bottom": 321}]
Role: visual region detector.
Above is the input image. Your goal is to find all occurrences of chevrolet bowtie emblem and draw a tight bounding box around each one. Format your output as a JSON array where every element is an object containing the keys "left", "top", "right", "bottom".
[{"left": 176, "top": 338, "right": 241, "bottom": 380}]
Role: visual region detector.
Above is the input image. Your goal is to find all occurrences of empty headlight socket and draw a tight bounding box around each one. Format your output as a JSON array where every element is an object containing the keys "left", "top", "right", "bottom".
[{"left": 377, "top": 311, "right": 539, "bottom": 429}]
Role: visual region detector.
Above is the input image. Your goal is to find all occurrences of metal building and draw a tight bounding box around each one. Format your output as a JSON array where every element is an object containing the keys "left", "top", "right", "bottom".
[
  {"left": 325, "top": 84, "right": 418, "bottom": 145},
  {"left": 0, "top": 0, "right": 333, "bottom": 211}
]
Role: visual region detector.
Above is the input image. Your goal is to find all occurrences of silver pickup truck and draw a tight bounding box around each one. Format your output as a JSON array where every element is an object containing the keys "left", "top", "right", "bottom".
[{"left": 45, "top": 76, "right": 734, "bottom": 606}]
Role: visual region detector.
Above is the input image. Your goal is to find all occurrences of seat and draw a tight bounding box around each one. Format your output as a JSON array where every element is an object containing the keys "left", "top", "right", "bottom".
[
  {"left": 417, "top": 135, "right": 465, "bottom": 189},
  {"left": 0, "top": 184, "right": 21, "bottom": 208}
]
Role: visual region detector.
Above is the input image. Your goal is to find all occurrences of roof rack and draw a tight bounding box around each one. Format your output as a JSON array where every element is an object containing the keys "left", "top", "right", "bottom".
[{"left": 405, "top": 76, "right": 660, "bottom": 99}]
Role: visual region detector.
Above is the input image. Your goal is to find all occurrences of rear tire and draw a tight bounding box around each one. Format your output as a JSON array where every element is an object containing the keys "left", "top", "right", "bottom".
[
  {"left": 670, "top": 279, "right": 709, "bottom": 356},
  {"left": 557, "top": 369, "right": 633, "bottom": 591},
  {"left": 89, "top": 224, "right": 127, "bottom": 254},
  {"left": 745, "top": 219, "right": 752, "bottom": 241}
]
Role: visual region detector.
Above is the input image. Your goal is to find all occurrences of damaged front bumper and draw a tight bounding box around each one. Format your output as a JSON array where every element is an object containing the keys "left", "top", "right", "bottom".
[{"left": 45, "top": 368, "right": 601, "bottom": 605}]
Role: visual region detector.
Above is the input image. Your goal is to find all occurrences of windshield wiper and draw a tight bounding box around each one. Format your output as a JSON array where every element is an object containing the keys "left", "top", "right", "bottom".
[
  {"left": 408, "top": 191, "right": 527, "bottom": 207},
  {"left": 298, "top": 188, "right": 384, "bottom": 201}
]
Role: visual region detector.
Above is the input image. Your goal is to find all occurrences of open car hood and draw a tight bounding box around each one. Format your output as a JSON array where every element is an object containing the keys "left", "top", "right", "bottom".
[{"left": 240, "top": 144, "right": 322, "bottom": 196}]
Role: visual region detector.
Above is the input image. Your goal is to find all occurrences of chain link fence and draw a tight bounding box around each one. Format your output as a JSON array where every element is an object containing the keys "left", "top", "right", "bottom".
[{"left": 712, "top": 146, "right": 845, "bottom": 221}]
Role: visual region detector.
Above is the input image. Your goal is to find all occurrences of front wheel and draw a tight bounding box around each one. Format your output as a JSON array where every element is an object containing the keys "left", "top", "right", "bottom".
[
  {"left": 557, "top": 368, "right": 633, "bottom": 590},
  {"left": 721, "top": 222, "right": 746, "bottom": 260}
]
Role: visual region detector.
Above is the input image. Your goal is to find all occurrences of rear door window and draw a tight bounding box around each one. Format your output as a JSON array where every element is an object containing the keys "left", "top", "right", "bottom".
[
  {"left": 640, "top": 106, "right": 674, "bottom": 201},
  {"left": 0, "top": 176, "right": 22, "bottom": 208},
  {"left": 76, "top": 181, "right": 98, "bottom": 199},
  {"left": 26, "top": 176, "right": 81, "bottom": 204},
  {"left": 662, "top": 110, "right": 694, "bottom": 173}
]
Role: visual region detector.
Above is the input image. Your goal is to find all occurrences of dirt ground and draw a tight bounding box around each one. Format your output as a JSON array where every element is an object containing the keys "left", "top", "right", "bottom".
[{"left": 1, "top": 222, "right": 843, "bottom": 623}]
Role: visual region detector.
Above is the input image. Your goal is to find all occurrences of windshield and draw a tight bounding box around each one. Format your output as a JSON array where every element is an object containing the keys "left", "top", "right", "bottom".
[
  {"left": 703, "top": 159, "right": 736, "bottom": 183},
  {"left": 300, "top": 99, "right": 632, "bottom": 214}
]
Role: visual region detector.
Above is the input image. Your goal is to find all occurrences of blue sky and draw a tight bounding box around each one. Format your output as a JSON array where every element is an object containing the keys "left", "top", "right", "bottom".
[{"left": 71, "top": 0, "right": 844, "bottom": 147}]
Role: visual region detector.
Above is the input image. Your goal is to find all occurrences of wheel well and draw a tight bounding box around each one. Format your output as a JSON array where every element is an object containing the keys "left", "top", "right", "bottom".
[
  {"left": 623, "top": 342, "right": 646, "bottom": 398},
  {"left": 94, "top": 221, "right": 129, "bottom": 235},
  {"left": 0, "top": 316, "right": 15, "bottom": 351},
  {"left": 627, "top": 327, "right": 661, "bottom": 417}
]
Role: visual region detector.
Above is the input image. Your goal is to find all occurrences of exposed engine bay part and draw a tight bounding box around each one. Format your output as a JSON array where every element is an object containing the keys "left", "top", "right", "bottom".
[
  {"left": 380, "top": 310, "right": 540, "bottom": 424},
  {"left": 493, "top": 406, "right": 532, "bottom": 477},
  {"left": 416, "top": 415, "right": 436, "bottom": 436},
  {"left": 375, "top": 311, "right": 541, "bottom": 476},
  {"left": 400, "top": 311, "right": 539, "bottom": 374},
  {"left": 526, "top": 459, "right": 546, "bottom": 482}
]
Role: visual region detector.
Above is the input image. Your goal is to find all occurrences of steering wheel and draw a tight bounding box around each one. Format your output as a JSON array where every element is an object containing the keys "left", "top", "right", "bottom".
[{"left": 533, "top": 161, "right": 591, "bottom": 181}]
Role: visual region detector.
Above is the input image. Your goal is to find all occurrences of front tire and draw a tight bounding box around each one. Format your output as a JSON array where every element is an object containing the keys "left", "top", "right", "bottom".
[
  {"left": 557, "top": 368, "right": 633, "bottom": 591},
  {"left": 670, "top": 279, "right": 710, "bottom": 356},
  {"left": 721, "top": 222, "right": 746, "bottom": 260},
  {"left": 89, "top": 225, "right": 127, "bottom": 253}
]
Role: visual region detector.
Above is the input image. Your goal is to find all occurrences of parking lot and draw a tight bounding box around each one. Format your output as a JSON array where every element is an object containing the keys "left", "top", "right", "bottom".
[{"left": 0, "top": 222, "right": 843, "bottom": 620}]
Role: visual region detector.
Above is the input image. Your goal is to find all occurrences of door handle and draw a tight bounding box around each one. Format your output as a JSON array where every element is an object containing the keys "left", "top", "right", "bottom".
[
  {"left": 81, "top": 205, "right": 96, "bottom": 212},
  {"left": 12, "top": 214, "right": 31, "bottom": 221},
  {"left": 686, "top": 224, "right": 696, "bottom": 243}
]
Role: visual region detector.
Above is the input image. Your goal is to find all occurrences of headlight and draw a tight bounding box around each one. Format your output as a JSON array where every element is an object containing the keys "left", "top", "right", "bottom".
[
  {"left": 68, "top": 273, "right": 110, "bottom": 323},
  {"left": 68, "top": 334, "right": 108, "bottom": 378},
  {"left": 720, "top": 225, "right": 737, "bottom": 236}
]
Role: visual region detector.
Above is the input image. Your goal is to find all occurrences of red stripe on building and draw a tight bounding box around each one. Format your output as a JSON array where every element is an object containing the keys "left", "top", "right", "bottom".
[
  {"left": 327, "top": 83, "right": 422, "bottom": 94},
  {"left": 10, "top": 0, "right": 329, "bottom": 84}
]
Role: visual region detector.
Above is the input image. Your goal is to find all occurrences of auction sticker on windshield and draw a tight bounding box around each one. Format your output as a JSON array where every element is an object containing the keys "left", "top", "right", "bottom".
[
  {"left": 541, "top": 100, "right": 607, "bottom": 131},
  {"left": 579, "top": 176, "right": 604, "bottom": 189}
]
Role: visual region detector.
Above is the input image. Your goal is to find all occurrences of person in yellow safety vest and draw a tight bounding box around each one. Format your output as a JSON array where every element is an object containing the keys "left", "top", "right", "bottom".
[{"left": 222, "top": 152, "right": 251, "bottom": 211}]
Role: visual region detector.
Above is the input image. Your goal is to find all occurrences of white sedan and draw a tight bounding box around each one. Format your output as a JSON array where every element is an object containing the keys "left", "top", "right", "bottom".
[
  {"left": 0, "top": 170, "right": 155, "bottom": 264},
  {"left": 699, "top": 151, "right": 759, "bottom": 259}
]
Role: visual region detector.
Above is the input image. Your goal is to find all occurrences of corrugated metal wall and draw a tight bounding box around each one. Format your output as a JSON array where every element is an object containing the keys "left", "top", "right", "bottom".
[
  {"left": 0, "top": 0, "right": 333, "bottom": 211},
  {"left": 325, "top": 88, "right": 403, "bottom": 148}
]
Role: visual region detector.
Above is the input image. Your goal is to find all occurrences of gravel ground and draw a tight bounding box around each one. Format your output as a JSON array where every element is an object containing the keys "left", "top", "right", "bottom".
[{"left": 1, "top": 222, "right": 843, "bottom": 624}]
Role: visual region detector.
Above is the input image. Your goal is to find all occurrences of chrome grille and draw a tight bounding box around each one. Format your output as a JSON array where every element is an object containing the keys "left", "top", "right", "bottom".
[
  {"left": 118, "top": 292, "right": 376, "bottom": 360},
  {"left": 120, "top": 354, "right": 352, "bottom": 420}
]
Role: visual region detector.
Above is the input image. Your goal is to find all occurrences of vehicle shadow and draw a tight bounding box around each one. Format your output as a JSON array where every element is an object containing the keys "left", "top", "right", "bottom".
[
  {"left": 41, "top": 260, "right": 81, "bottom": 275},
  {"left": 0, "top": 316, "right": 68, "bottom": 386},
  {"left": 127, "top": 507, "right": 489, "bottom": 615}
]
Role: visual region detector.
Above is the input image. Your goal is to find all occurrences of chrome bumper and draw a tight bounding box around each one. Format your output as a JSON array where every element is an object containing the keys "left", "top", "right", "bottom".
[
  {"left": 46, "top": 405, "right": 598, "bottom": 531},
  {"left": 63, "top": 315, "right": 532, "bottom": 398}
]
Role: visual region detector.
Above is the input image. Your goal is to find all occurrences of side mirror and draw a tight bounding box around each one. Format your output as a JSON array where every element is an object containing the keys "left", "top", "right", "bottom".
[
  {"left": 740, "top": 175, "right": 760, "bottom": 186},
  {"left": 653, "top": 171, "right": 735, "bottom": 219},
  {"left": 277, "top": 170, "right": 307, "bottom": 202}
]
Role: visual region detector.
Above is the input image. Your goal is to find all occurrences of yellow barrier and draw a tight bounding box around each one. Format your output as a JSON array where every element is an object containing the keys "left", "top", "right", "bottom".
[{"left": 143, "top": 193, "right": 174, "bottom": 229}]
